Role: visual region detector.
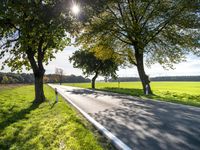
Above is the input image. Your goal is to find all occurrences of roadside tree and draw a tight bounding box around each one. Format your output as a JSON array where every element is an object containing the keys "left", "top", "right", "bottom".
[
  {"left": 55, "top": 68, "right": 64, "bottom": 85},
  {"left": 69, "top": 50, "right": 119, "bottom": 89},
  {"left": 78, "top": 0, "right": 200, "bottom": 94},
  {"left": 0, "top": 0, "right": 75, "bottom": 103}
]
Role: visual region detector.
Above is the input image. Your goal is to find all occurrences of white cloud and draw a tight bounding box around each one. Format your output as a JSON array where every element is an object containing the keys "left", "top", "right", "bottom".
[{"left": 44, "top": 46, "right": 83, "bottom": 75}]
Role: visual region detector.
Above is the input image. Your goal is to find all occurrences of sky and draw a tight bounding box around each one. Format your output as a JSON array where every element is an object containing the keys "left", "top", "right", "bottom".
[{"left": 0, "top": 45, "right": 200, "bottom": 79}]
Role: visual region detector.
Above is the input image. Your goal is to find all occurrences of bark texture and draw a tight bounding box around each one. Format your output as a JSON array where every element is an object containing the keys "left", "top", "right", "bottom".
[
  {"left": 26, "top": 38, "right": 46, "bottom": 103},
  {"left": 34, "top": 70, "right": 45, "bottom": 103},
  {"left": 135, "top": 46, "right": 152, "bottom": 94},
  {"left": 91, "top": 72, "right": 98, "bottom": 89}
]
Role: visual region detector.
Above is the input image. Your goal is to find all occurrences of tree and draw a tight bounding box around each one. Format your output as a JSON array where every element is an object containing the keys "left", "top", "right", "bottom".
[
  {"left": 43, "top": 76, "right": 49, "bottom": 84},
  {"left": 1, "top": 75, "right": 9, "bottom": 84},
  {"left": 78, "top": 0, "right": 200, "bottom": 94},
  {"left": 55, "top": 68, "right": 64, "bottom": 85},
  {"left": 69, "top": 50, "right": 119, "bottom": 89},
  {"left": 0, "top": 0, "right": 74, "bottom": 103}
]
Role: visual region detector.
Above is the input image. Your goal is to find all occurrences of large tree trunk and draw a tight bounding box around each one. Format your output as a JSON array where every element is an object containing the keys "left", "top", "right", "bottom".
[
  {"left": 135, "top": 47, "right": 152, "bottom": 95},
  {"left": 33, "top": 69, "right": 45, "bottom": 103},
  {"left": 91, "top": 72, "right": 98, "bottom": 89},
  {"left": 26, "top": 42, "right": 46, "bottom": 103}
]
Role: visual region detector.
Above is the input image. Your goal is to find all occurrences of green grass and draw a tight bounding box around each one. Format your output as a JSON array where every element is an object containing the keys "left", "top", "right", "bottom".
[
  {"left": 0, "top": 85, "right": 109, "bottom": 150},
  {"left": 64, "top": 82, "right": 200, "bottom": 107}
]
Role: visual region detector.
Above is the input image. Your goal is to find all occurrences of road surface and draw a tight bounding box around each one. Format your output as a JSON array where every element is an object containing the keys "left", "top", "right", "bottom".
[{"left": 50, "top": 84, "right": 200, "bottom": 150}]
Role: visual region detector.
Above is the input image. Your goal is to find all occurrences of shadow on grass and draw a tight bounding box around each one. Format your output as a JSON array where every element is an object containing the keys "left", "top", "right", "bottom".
[
  {"left": 100, "top": 87, "right": 145, "bottom": 97},
  {"left": 0, "top": 102, "right": 40, "bottom": 131},
  {"left": 50, "top": 101, "right": 57, "bottom": 109},
  {"left": 100, "top": 87, "right": 200, "bottom": 107}
]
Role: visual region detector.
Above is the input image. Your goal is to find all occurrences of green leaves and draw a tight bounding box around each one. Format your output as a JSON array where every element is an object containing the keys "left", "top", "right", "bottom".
[
  {"left": 69, "top": 50, "right": 119, "bottom": 78},
  {"left": 0, "top": 0, "right": 74, "bottom": 72},
  {"left": 77, "top": 0, "right": 200, "bottom": 69}
]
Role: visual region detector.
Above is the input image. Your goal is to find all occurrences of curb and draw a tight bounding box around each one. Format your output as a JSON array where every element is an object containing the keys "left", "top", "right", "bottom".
[{"left": 48, "top": 84, "right": 132, "bottom": 150}]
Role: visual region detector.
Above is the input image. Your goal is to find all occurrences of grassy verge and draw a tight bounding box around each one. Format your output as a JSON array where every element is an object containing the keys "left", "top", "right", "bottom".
[
  {"left": 0, "top": 85, "right": 111, "bottom": 150},
  {"left": 64, "top": 82, "right": 200, "bottom": 107}
]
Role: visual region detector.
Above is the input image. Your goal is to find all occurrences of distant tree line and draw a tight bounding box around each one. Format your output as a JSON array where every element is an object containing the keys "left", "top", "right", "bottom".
[
  {"left": 1, "top": 72, "right": 199, "bottom": 84},
  {"left": 109, "top": 76, "right": 200, "bottom": 82},
  {"left": 0, "top": 73, "right": 34, "bottom": 84},
  {"left": 46, "top": 74, "right": 90, "bottom": 83},
  {"left": 151, "top": 76, "right": 200, "bottom": 81},
  {"left": 0, "top": 72, "right": 90, "bottom": 84},
  {"left": 109, "top": 77, "right": 140, "bottom": 82}
]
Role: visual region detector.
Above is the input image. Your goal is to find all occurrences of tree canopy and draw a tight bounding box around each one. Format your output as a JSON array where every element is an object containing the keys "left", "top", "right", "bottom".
[
  {"left": 0, "top": 0, "right": 74, "bottom": 71},
  {"left": 69, "top": 49, "right": 119, "bottom": 89},
  {"left": 76, "top": 0, "right": 200, "bottom": 94},
  {"left": 0, "top": 0, "right": 76, "bottom": 102}
]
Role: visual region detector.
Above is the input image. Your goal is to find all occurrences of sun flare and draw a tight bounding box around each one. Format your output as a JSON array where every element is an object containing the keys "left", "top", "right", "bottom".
[{"left": 71, "top": 4, "right": 80, "bottom": 15}]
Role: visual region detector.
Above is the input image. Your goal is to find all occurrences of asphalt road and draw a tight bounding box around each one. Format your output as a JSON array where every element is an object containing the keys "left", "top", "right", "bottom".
[{"left": 50, "top": 84, "right": 200, "bottom": 150}]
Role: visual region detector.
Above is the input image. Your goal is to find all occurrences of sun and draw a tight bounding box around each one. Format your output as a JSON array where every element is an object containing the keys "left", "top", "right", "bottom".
[{"left": 71, "top": 4, "right": 80, "bottom": 15}]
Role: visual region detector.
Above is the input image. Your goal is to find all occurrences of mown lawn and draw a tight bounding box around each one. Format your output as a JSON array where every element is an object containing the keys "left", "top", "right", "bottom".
[
  {"left": 0, "top": 85, "right": 110, "bottom": 150},
  {"left": 64, "top": 82, "right": 200, "bottom": 107}
]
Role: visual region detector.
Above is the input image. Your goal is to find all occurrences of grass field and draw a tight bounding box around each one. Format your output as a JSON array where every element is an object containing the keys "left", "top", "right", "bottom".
[
  {"left": 0, "top": 85, "right": 111, "bottom": 150},
  {"left": 64, "top": 82, "right": 200, "bottom": 107}
]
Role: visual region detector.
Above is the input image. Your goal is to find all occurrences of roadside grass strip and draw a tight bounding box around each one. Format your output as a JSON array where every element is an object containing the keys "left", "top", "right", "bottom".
[{"left": 0, "top": 85, "right": 108, "bottom": 150}]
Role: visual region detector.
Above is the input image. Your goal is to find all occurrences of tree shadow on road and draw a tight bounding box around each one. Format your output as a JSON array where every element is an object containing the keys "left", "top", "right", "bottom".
[
  {"left": 92, "top": 98, "right": 200, "bottom": 150},
  {"left": 66, "top": 87, "right": 200, "bottom": 150},
  {"left": 100, "top": 87, "right": 200, "bottom": 107},
  {"left": 65, "top": 87, "right": 200, "bottom": 107}
]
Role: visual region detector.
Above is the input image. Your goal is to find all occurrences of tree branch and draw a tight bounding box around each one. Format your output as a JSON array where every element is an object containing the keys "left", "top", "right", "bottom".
[
  {"left": 0, "top": 38, "right": 19, "bottom": 49},
  {"left": 127, "top": 0, "right": 138, "bottom": 23},
  {"left": 37, "top": 37, "right": 44, "bottom": 70},
  {"left": 138, "top": 0, "right": 154, "bottom": 23},
  {"left": 26, "top": 47, "right": 38, "bottom": 74},
  {"left": 141, "top": 0, "right": 161, "bottom": 29},
  {"left": 145, "top": 4, "right": 185, "bottom": 45}
]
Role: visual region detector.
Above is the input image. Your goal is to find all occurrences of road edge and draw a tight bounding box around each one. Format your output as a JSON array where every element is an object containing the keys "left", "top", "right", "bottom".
[{"left": 48, "top": 84, "right": 132, "bottom": 150}]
